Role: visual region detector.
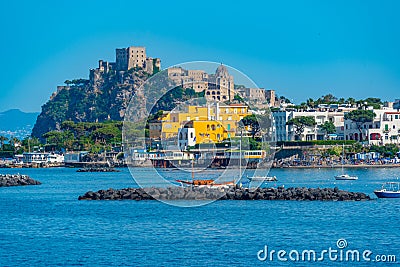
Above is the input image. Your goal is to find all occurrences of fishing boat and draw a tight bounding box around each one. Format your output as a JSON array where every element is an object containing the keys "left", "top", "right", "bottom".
[
  {"left": 175, "top": 160, "right": 235, "bottom": 188},
  {"left": 247, "top": 175, "right": 277, "bottom": 182},
  {"left": 176, "top": 179, "right": 234, "bottom": 188},
  {"left": 374, "top": 182, "right": 400, "bottom": 198},
  {"left": 335, "top": 143, "right": 358, "bottom": 180}
]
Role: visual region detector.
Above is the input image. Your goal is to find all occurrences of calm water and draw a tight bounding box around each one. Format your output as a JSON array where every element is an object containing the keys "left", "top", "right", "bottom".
[{"left": 0, "top": 167, "right": 399, "bottom": 266}]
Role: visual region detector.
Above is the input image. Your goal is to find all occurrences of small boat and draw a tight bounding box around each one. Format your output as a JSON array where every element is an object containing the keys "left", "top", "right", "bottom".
[
  {"left": 175, "top": 159, "right": 235, "bottom": 188},
  {"left": 334, "top": 174, "right": 358, "bottom": 180},
  {"left": 335, "top": 144, "right": 358, "bottom": 180},
  {"left": 247, "top": 176, "right": 277, "bottom": 182},
  {"left": 374, "top": 182, "right": 400, "bottom": 198},
  {"left": 176, "top": 179, "right": 234, "bottom": 188}
]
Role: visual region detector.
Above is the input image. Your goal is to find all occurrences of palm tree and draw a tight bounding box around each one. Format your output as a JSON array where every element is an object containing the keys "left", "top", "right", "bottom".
[{"left": 9, "top": 137, "right": 20, "bottom": 153}]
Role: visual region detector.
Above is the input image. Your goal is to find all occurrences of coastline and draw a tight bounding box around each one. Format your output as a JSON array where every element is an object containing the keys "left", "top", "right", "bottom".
[{"left": 272, "top": 163, "right": 400, "bottom": 169}]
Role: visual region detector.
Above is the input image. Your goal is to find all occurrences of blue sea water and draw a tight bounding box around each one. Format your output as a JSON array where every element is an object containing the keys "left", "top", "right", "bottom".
[{"left": 0, "top": 167, "right": 399, "bottom": 266}]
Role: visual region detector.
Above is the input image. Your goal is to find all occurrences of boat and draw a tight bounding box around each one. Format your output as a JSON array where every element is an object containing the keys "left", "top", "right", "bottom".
[
  {"left": 374, "top": 182, "right": 400, "bottom": 198},
  {"left": 335, "top": 143, "right": 358, "bottom": 180},
  {"left": 176, "top": 179, "right": 234, "bottom": 188},
  {"left": 175, "top": 160, "right": 235, "bottom": 188},
  {"left": 247, "top": 175, "right": 277, "bottom": 182},
  {"left": 334, "top": 174, "right": 358, "bottom": 180}
]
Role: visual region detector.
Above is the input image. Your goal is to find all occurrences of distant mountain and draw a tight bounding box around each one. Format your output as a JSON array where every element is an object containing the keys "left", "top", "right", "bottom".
[{"left": 0, "top": 109, "right": 39, "bottom": 139}]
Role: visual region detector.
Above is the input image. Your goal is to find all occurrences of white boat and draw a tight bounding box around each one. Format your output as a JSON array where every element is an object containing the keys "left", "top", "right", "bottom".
[
  {"left": 247, "top": 175, "right": 277, "bottom": 182},
  {"left": 335, "top": 143, "right": 358, "bottom": 181},
  {"left": 334, "top": 174, "right": 358, "bottom": 180}
]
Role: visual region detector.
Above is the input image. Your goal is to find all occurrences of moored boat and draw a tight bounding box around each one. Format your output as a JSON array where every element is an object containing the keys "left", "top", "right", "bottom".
[
  {"left": 335, "top": 143, "right": 358, "bottom": 180},
  {"left": 334, "top": 174, "right": 358, "bottom": 180},
  {"left": 247, "top": 175, "right": 277, "bottom": 182},
  {"left": 374, "top": 182, "right": 400, "bottom": 198},
  {"left": 175, "top": 179, "right": 234, "bottom": 188}
]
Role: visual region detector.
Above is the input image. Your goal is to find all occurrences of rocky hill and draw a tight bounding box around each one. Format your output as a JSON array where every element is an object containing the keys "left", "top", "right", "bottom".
[{"left": 32, "top": 69, "right": 150, "bottom": 138}]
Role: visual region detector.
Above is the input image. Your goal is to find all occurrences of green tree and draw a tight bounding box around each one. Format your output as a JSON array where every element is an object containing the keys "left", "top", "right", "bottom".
[
  {"left": 344, "top": 110, "right": 376, "bottom": 142},
  {"left": 346, "top": 98, "right": 356, "bottom": 105},
  {"left": 306, "top": 98, "right": 316, "bottom": 108},
  {"left": 9, "top": 137, "right": 20, "bottom": 153},
  {"left": 286, "top": 116, "right": 317, "bottom": 139},
  {"left": 240, "top": 113, "right": 272, "bottom": 139},
  {"left": 319, "top": 121, "right": 336, "bottom": 138},
  {"left": 0, "top": 136, "right": 8, "bottom": 150}
]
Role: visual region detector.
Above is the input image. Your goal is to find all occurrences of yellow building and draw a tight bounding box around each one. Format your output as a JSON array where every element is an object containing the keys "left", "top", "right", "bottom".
[
  {"left": 185, "top": 120, "right": 234, "bottom": 143},
  {"left": 149, "top": 103, "right": 250, "bottom": 143}
]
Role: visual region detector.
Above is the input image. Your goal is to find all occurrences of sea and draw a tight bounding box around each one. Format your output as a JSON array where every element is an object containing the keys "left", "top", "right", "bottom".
[{"left": 0, "top": 167, "right": 399, "bottom": 266}]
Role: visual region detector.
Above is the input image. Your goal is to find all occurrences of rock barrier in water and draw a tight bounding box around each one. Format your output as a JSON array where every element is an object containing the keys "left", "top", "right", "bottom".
[
  {"left": 0, "top": 174, "right": 41, "bottom": 187},
  {"left": 78, "top": 186, "right": 371, "bottom": 201}
]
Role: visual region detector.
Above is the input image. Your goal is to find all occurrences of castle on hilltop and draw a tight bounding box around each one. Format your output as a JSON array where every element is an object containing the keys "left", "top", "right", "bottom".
[
  {"left": 89, "top": 45, "right": 161, "bottom": 84},
  {"left": 167, "top": 64, "right": 235, "bottom": 102}
]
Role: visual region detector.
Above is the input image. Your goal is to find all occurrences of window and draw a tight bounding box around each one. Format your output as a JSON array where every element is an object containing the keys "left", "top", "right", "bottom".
[{"left": 396, "top": 115, "right": 399, "bottom": 119}]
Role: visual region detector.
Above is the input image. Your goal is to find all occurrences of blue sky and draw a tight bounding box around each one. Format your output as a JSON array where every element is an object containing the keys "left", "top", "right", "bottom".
[{"left": 0, "top": 0, "right": 399, "bottom": 112}]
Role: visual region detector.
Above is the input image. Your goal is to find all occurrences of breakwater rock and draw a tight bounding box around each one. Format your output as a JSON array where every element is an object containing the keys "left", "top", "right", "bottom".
[
  {"left": 0, "top": 174, "right": 41, "bottom": 187},
  {"left": 78, "top": 186, "right": 371, "bottom": 201}
]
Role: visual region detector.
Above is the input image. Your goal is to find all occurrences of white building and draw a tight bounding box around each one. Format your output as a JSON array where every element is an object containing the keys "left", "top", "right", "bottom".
[
  {"left": 273, "top": 110, "right": 346, "bottom": 141},
  {"left": 64, "top": 151, "right": 88, "bottom": 164},
  {"left": 345, "top": 109, "right": 400, "bottom": 145},
  {"left": 22, "top": 153, "right": 64, "bottom": 164},
  {"left": 178, "top": 128, "right": 196, "bottom": 151}
]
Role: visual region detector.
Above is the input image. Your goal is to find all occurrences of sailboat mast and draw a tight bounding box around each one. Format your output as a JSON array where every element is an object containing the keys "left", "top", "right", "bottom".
[
  {"left": 191, "top": 159, "right": 194, "bottom": 182},
  {"left": 239, "top": 139, "right": 242, "bottom": 185},
  {"left": 342, "top": 143, "right": 345, "bottom": 173}
]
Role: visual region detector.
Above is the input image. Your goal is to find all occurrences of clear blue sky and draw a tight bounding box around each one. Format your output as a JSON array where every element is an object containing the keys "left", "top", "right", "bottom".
[{"left": 1, "top": 0, "right": 399, "bottom": 112}]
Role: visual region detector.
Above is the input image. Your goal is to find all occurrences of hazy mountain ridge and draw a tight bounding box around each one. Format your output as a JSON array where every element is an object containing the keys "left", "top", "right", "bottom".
[{"left": 0, "top": 109, "right": 39, "bottom": 139}]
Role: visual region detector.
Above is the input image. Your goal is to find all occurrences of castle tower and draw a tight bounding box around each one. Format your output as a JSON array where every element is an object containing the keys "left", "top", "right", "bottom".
[{"left": 206, "top": 64, "right": 234, "bottom": 102}]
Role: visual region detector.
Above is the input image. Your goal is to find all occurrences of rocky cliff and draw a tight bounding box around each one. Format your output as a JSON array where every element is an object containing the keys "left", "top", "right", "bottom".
[{"left": 32, "top": 69, "right": 151, "bottom": 138}]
